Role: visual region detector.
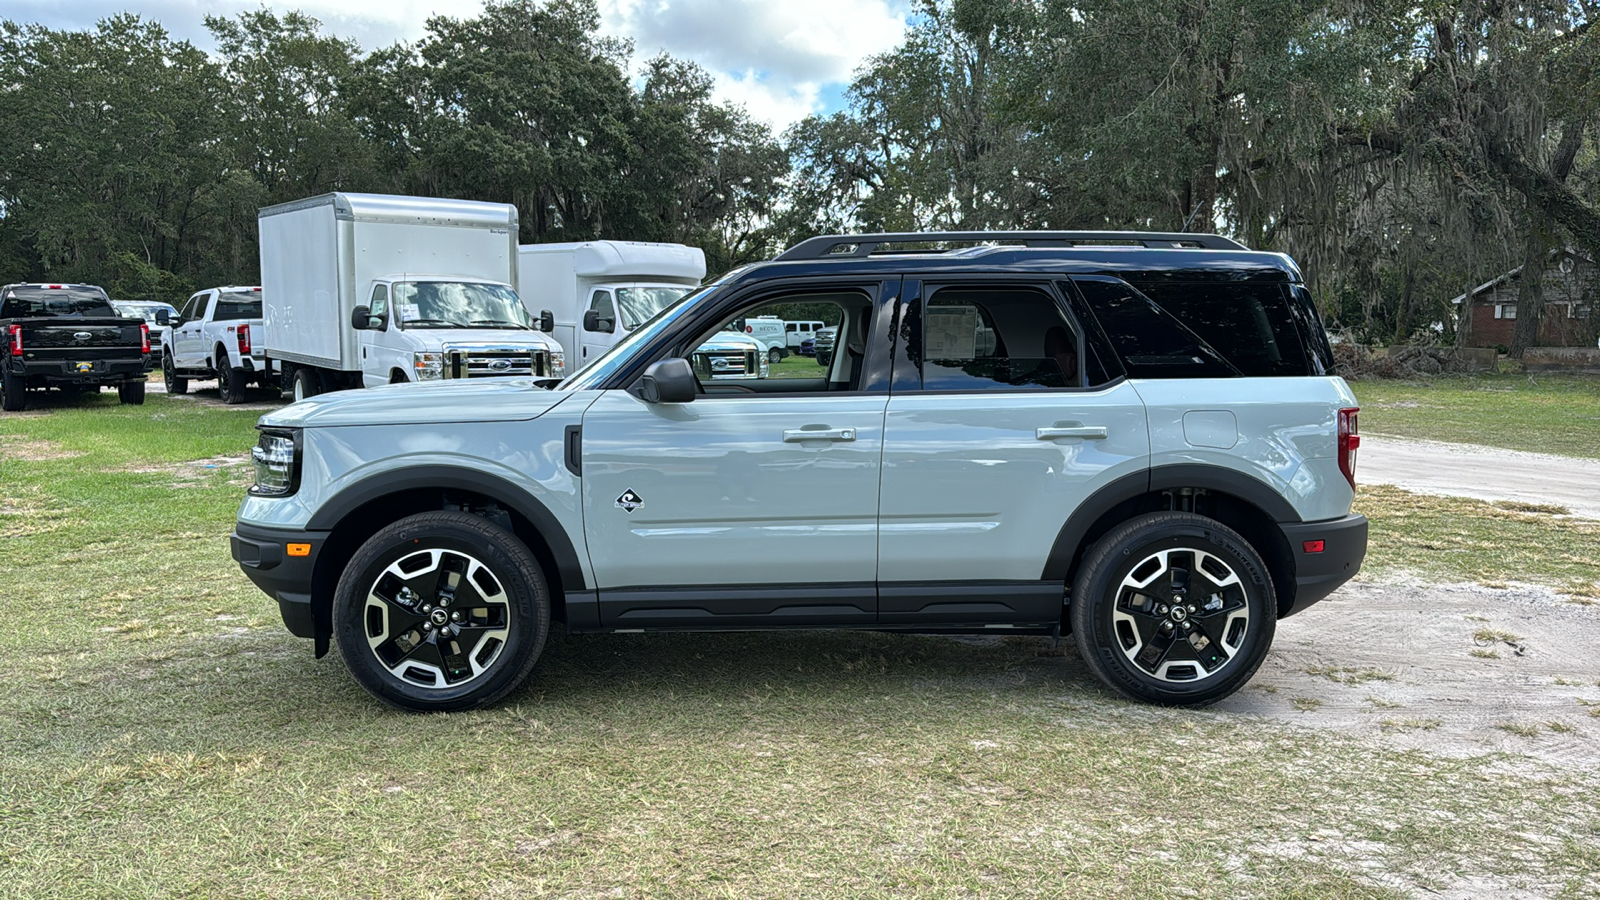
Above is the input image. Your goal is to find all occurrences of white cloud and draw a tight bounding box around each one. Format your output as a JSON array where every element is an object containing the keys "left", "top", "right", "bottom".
[
  {"left": 600, "top": 0, "right": 908, "bottom": 128},
  {"left": 15, "top": 0, "right": 909, "bottom": 129}
]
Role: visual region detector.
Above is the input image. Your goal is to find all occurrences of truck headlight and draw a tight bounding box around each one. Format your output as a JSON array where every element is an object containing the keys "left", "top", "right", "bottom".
[
  {"left": 758, "top": 351, "right": 769, "bottom": 378},
  {"left": 549, "top": 350, "right": 565, "bottom": 376},
  {"left": 249, "top": 428, "right": 301, "bottom": 497},
  {"left": 413, "top": 351, "right": 443, "bottom": 381}
]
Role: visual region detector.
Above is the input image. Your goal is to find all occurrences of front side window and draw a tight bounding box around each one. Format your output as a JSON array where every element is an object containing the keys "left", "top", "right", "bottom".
[
  {"left": 369, "top": 285, "right": 389, "bottom": 326},
  {"left": 181, "top": 294, "right": 207, "bottom": 321},
  {"left": 913, "top": 285, "right": 1083, "bottom": 391},
  {"left": 391, "top": 281, "right": 534, "bottom": 330},
  {"left": 212, "top": 289, "right": 263, "bottom": 321},
  {"left": 588, "top": 290, "right": 616, "bottom": 328},
  {"left": 690, "top": 293, "right": 862, "bottom": 389}
]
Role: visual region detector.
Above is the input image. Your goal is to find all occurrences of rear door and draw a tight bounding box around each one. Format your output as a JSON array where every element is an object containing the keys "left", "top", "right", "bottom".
[{"left": 875, "top": 278, "right": 1150, "bottom": 626}]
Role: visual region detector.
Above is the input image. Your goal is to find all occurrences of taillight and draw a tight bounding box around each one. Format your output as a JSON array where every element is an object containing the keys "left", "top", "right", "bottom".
[
  {"left": 1338, "top": 407, "right": 1360, "bottom": 489},
  {"left": 7, "top": 323, "right": 20, "bottom": 356},
  {"left": 237, "top": 324, "right": 251, "bottom": 355},
  {"left": 140, "top": 323, "right": 150, "bottom": 355}
]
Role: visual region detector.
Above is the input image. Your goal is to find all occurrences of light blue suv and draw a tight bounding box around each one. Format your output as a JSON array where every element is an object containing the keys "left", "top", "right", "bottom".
[{"left": 233, "top": 231, "right": 1367, "bottom": 711}]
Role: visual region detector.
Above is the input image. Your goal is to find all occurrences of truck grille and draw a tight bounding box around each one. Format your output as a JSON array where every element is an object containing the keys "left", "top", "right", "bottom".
[
  {"left": 440, "top": 348, "right": 548, "bottom": 379},
  {"left": 692, "top": 349, "right": 757, "bottom": 379}
]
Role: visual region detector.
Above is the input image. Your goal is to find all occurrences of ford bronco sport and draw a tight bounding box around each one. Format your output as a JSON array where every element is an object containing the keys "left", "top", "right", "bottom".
[{"left": 232, "top": 231, "right": 1367, "bottom": 711}]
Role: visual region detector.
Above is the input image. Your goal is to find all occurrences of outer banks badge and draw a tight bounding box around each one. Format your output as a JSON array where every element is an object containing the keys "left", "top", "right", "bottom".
[{"left": 615, "top": 489, "right": 644, "bottom": 513}]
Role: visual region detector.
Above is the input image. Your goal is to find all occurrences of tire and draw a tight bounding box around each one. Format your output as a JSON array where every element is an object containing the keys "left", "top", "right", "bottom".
[
  {"left": 816, "top": 352, "right": 832, "bottom": 367},
  {"left": 768, "top": 348, "right": 783, "bottom": 364},
  {"left": 333, "top": 512, "right": 550, "bottom": 712},
  {"left": 118, "top": 379, "right": 146, "bottom": 405},
  {"left": 2, "top": 369, "right": 26, "bottom": 411},
  {"left": 217, "top": 347, "right": 247, "bottom": 404},
  {"left": 1071, "top": 512, "right": 1276, "bottom": 707},
  {"left": 390, "top": 369, "right": 409, "bottom": 384},
  {"left": 291, "top": 367, "right": 321, "bottom": 402},
  {"left": 163, "top": 353, "right": 188, "bottom": 395}
]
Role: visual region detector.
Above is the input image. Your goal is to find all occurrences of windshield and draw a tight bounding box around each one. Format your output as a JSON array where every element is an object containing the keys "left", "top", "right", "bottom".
[
  {"left": 213, "top": 290, "right": 262, "bottom": 321},
  {"left": 392, "top": 281, "right": 533, "bottom": 330},
  {"left": 558, "top": 285, "right": 710, "bottom": 391},
  {"left": 2, "top": 286, "right": 114, "bottom": 318},
  {"left": 616, "top": 286, "right": 693, "bottom": 330},
  {"left": 112, "top": 303, "right": 176, "bottom": 324}
]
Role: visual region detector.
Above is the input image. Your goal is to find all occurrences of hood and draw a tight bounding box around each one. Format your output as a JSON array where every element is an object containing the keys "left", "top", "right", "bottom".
[
  {"left": 702, "top": 332, "right": 762, "bottom": 352},
  {"left": 261, "top": 379, "right": 572, "bottom": 428}
]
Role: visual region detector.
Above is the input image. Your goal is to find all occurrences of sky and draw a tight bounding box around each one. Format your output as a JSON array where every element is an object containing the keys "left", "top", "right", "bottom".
[{"left": 0, "top": 0, "right": 912, "bottom": 132}]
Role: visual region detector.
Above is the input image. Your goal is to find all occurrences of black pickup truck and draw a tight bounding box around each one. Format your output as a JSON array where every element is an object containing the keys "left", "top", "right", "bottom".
[{"left": 2, "top": 283, "right": 151, "bottom": 411}]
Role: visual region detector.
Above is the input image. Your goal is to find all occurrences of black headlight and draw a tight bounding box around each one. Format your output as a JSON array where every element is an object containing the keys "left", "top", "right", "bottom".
[{"left": 249, "top": 427, "right": 302, "bottom": 497}]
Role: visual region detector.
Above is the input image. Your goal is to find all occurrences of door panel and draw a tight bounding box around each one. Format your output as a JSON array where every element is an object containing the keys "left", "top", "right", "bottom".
[{"left": 580, "top": 390, "right": 889, "bottom": 624}]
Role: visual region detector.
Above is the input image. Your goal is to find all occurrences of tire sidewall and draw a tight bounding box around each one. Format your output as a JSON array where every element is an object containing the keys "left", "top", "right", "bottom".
[
  {"left": 333, "top": 514, "right": 549, "bottom": 711},
  {"left": 1073, "top": 514, "right": 1276, "bottom": 706}
]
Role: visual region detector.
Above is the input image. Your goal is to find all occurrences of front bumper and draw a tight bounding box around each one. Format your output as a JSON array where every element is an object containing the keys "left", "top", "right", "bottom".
[
  {"left": 1279, "top": 513, "right": 1368, "bottom": 617},
  {"left": 231, "top": 521, "right": 326, "bottom": 639}
]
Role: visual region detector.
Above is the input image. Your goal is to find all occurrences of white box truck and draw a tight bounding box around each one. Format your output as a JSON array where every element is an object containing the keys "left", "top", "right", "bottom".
[
  {"left": 516, "top": 240, "right": 705, "bottom": 370},
  {"left": 259, "top": 192, "right": 565, "bottom": 400}
]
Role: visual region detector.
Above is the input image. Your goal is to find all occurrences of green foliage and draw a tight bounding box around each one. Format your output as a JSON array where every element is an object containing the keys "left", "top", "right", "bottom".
[{"left": 106, "top": 252, "right": 193, "bottom": 304}]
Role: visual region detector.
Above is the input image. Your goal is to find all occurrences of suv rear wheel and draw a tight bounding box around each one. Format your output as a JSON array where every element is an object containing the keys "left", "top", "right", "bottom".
[
  {"left": 333, "top": 512, "right": 550, "bottom": 712},
  {"left": 1071, "top": 512, "right": 1276, "bottom": 706}
]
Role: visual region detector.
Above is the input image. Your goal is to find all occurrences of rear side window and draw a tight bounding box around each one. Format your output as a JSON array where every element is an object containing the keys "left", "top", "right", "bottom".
[
  {"left": 213, "top": 290, "right": 263, "bottom": 321},
  {"left": 1132, "top": 282, "right": 1309, "bottom": 376},
  {"left": 913, "top": 285, "right": 1084, "bottom": 390},
  {"left": 1, "top": 286, "right": 114, "bottom": 318},
  {"left": 1073, "top": 277, "right": 1236, "bottom": 379}
]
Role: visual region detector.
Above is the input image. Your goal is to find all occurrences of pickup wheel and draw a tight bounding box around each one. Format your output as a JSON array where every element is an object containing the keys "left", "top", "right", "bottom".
[
  {"left": 2, "top": 368, "right": 25, "bottom": 411},
  {"left": 333, "top": 512, "right": 550, "bottom": 712},
  {"left": 118, "top": 379, "right": 146, "bottom": 405},
  {"left": 163, "top": 353, "right": 188, "bottom": 395},
  {"left": 1071, "top": 512, "right": 1276, "bottom": 707},
  {"left": 217, "top": 347, "right": 247, "bottom": 404}
]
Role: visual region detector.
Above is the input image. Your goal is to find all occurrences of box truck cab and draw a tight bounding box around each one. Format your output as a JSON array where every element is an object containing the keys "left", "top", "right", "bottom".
[
  {"left": 259, "top": 193, "right": 564, "bottom": 400},
  {"left": 517, "top": 241, "right": 705, "bottom": 371}
]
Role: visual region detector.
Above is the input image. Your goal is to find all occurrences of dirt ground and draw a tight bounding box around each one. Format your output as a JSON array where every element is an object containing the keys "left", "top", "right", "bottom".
[{"left": 1214, "top": 575, "right": 1600, "bottom": 767}]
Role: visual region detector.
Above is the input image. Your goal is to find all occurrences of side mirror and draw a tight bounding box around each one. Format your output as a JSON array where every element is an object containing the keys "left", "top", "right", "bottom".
[
  {"left": 539, "top": 309, "right": 554, "bottom": 333},
  {"left": 351, "top": 305, "right": 370, "bottom": 330},
  {"left": 637, "top": 358, "right": 697, "bottom": 404},
  {"left": 583, "top": 309, "right": 615, "bottom": 334},
  {"left": 155, "top": 310, "right": 170, "bottom": 326}
]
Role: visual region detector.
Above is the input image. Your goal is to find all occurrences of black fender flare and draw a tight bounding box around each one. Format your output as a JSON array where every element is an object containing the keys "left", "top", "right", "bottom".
[
  {"left": 306, "top": 464, "right": 587, "bottom": 593},
  {"left": 1040, "top": 464, "right": 1301, "bottom": 583}
]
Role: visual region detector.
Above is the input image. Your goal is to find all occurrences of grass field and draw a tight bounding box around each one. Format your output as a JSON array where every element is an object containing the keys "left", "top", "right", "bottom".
[
  {"left": 2, "top": 392, "right": 1598, "bottom": 898},
  {"left": 1353, "top": 371, "right": 1600, "bottom": 459}
]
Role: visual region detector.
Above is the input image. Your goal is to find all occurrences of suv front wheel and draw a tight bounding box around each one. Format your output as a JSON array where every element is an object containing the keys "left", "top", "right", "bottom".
[
  {"left": 1071, "top": 512, "right": 1276, "bottom": 707},
  {"left": 333, "top": 512, "right": 550, "bottom": 712}
]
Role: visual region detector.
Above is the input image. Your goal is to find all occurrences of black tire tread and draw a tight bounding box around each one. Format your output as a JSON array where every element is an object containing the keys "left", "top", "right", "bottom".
[
  {"left": 333, "top": 511, "right": 550, "bottom": 712},
  {"left": 1071, "top": 511, "right": 1276, "bottom": 708}
]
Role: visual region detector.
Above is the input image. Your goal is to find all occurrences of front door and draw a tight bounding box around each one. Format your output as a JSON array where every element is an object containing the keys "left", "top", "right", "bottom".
[
  {"left": 578, "top": 282, "right": 895, "bottom": 627},
  {"left": 175, "top": 292, "right": 209, "bottom": 368}
]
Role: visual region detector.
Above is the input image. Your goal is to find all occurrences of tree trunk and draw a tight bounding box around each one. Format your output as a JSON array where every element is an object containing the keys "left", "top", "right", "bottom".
[{"left": 1509, "top": 225, "right": 1549, "bottom": 357}]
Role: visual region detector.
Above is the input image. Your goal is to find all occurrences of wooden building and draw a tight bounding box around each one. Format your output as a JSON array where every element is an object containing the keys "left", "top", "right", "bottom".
[{"left": 1451, "top": 250, "right": 1599, "bottom": 349}]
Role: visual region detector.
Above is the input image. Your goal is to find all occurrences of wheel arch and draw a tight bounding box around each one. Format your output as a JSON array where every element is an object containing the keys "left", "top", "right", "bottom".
[
  {"left": 1043, "top": 465, "right": 1302, "bottom": 620},
  {"left": 305, "top": 466, "right": 586, "bottom": 652}
]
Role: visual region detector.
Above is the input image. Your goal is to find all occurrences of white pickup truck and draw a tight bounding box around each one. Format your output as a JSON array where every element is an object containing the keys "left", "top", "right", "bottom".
[{"left": 160, "top": 286, "right": 273, "bottom": 403}]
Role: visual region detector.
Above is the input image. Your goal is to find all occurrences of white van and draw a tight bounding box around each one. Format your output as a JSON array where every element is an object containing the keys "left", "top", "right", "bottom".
[{"left": 518, "top": 241, "right": 705, "bottom": 370}]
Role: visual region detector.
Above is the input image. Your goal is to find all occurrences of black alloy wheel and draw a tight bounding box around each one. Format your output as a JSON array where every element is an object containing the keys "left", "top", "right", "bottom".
[
  {"left": 1072, "top": 512, "right": 1276, "bottom": 706},
  {"left": 333, "top": 512, "right": 550, "bottom": 712}
]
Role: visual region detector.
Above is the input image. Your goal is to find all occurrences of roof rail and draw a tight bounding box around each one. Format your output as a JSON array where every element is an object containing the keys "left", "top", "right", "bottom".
[{"left": 774, "top": 230, "right": 1247, "bottom": 261}]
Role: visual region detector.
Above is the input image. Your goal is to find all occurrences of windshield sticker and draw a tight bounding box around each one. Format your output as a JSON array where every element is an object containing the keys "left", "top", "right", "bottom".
[
  {"left": 925, "top": 306, "right": 979, "bottom": 358},
  {"left": 397, "top": 302, "right": 421, "bottom": 322}
]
